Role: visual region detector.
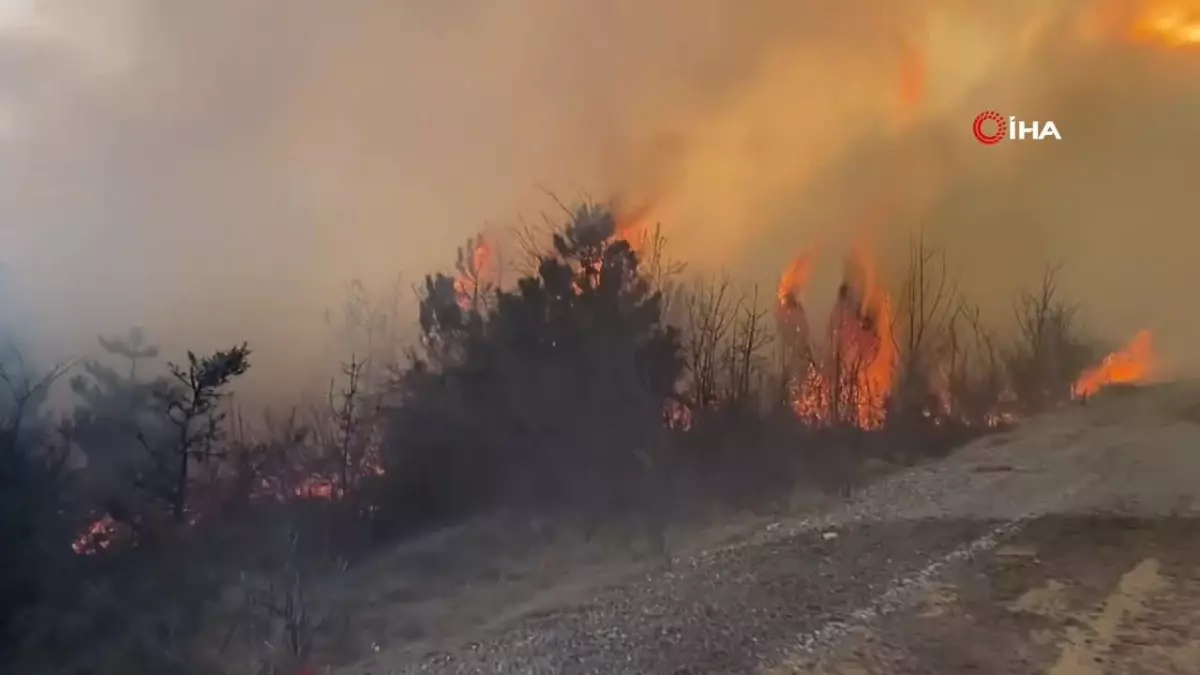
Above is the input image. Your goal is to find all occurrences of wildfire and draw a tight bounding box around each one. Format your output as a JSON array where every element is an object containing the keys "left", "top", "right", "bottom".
[{"left": 1072, "top": 329, "right": 1158, "bottom": 399}]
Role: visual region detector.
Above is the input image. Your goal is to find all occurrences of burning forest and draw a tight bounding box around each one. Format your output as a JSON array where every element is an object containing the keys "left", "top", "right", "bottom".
[
  {"left": 13, "top": 201, "right": 1165, "bottom": 673},
  {"left": 52, "top": 199, "right": 1165, "bottom": 585},
  {"left": 0, "top": 1, "right": 1191, "bottom": 673}
]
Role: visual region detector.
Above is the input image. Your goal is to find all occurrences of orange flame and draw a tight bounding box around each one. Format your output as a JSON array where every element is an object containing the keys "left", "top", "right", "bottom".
[
  {"left": 775, "top": 242, "right": 897, "bottom": 431},
  {"left": 613, "top": 202, "right": 656, "bottom": 257},
  {"left": 791, "top": 361, "right": 830, "bottom": 427},
  {"left": 776, "top": 251, "right": 815, "bottom": 310},
  {"left": 1072, "top": 329, "right": 1158, "bottom": 399},
  {"left": 454, "top": 235, "right": 494, "bottom": 311},
  {"left": 776, "top": 250, "right": 818, "bottom": 418},
  {"left": 1076, "top": 0, "right": 1200, "bottom": 48},
  {"left": 1128, "top": 1, "right": 1200, "bottom": 47},
  {"left": 827, "top": 242, "right": 897, "bottom": 429}
]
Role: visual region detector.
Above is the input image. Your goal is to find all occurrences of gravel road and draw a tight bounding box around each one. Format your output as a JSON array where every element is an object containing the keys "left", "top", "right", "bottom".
[{"left": 342, "top": 383, "right": 1200, "bottom": 675}]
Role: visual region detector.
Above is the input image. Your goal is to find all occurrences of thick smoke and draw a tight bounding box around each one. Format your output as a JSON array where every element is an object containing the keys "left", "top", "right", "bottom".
[{"left": 0, "top": 0, "right": 1197, "bottom": 402}]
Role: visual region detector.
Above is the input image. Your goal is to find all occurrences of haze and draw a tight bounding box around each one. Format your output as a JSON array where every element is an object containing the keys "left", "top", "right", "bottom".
[{"left": 0, "top": 0, "right": 1196, "bottom": 403}]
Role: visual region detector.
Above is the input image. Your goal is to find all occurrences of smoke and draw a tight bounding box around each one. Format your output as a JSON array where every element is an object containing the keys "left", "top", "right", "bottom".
[{"left": 0, "top": 0, "right": 1197, "bottom": 402}]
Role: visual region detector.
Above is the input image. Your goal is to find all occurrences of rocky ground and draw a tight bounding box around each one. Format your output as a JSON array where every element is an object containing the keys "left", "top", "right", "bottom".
[{"left": 335, "top": 382, "right": 1200, "bottom": 675}]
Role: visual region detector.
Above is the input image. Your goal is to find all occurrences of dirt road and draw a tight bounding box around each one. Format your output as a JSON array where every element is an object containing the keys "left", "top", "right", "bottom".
[{"left": 343, "top": 383, "right": 1200, "bottom": 674}]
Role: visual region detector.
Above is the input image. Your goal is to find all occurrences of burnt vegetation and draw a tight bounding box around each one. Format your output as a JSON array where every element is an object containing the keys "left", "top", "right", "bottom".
[{"left": 0, "top": 203, "right": 1108, "bottom": 674}]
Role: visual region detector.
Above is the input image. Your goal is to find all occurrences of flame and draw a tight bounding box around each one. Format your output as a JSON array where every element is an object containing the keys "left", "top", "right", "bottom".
[
  {"left": 454, "top": 235, "right": 494, "bottom": 311},
  {"left": 612, "top": 201, "right": 656, "bottom": 258},
  {"left": 1072, "top": 329, "right": 1158, "bottom": 399},
  {"left": 1129, "top": 1, "right": 1200, "bottom": 46},
  {"left": 1076, "top": 0, "right": 1200, "bottom": 47},
  {"left": 776, "top": 250, "right": 815, "bottom": 310},
  {"left": 776, "top": 250, "right": 818, "bottom": 417},
  {"left": 791, "top": 361, "right": 831, "bottom": 427},
  {"left": 775, "top": 242, "right": 896, "bottom": 430},
  {"left": 827, "top": 241, "right": 897, "bottom": 429}
]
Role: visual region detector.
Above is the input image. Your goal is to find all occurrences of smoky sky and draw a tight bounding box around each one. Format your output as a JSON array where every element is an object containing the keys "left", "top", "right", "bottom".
[{"left": 0, "top": 0, "right": 1196, "bottom": 400}]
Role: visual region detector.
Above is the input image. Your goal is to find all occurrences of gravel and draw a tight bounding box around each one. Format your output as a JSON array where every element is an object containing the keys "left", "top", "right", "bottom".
[{"left": 341, "top": 385, "right": 1200, "bottom": 675}]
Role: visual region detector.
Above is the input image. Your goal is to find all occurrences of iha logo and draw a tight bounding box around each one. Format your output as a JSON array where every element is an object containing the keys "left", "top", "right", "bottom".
[{"left": 972, "top": 110, "right": 1062, "bottom": 145}]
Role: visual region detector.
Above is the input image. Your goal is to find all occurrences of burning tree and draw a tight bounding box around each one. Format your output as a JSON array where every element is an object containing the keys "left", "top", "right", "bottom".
[
  {"left": 769, "top": 236, "right": 1124, "bottom": 435},
  {"left": 825, "top": 245, "right": 897, "bottom": 429},
  {"left": 453, "top": 233, "right": 496, "bottom": 313},
  {"left": 774, "top": 242, "right": 897, "bottom": 430}
]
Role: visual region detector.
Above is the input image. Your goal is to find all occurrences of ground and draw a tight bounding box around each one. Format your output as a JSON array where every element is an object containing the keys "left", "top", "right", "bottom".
[{"left": 327, "top": 382, "right": 1200, "bottom": 674}]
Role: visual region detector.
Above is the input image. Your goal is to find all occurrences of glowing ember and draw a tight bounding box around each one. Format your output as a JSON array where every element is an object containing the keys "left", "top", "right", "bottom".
[
  {"left": 791, "top": 362, "right": 830, "bottom": 427},
  {"left": 1072, "top": 329, "right": 1158, "bottom": 399},
  {"left": 928, "top": 360, "right": 953, "bottom": 418},
  {"left": 72, "top": 514, "right": 127, "bottom": 555},
  {"left": 663, "top": 399, "right": 693, "bottom": 431}
]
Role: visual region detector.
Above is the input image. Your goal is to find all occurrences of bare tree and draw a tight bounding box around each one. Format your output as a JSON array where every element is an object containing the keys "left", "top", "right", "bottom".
[
  {"left": 633, "top": 222, "right": 687, "bottom": 315},
  {"left": 512, "top": 217, "right": 549, "bottom": 279},
  {"left": 326, "top": 354, "right": 377, "bottom": 500},
  {"left": 1008, "top": 262, "right": 1083, "bottom": 411},
  {"left": 893, "top": 234, "right": 956, "bottom": 419},
  {"left": 679, "top": 276, "right": 772, "bottom": 415},
  {"left": 681, "top": 275, "right": 737, "bottom": 410},
  {"left": 724, "top": 285, "right": 773, "bottom": 412},
  {"left": 246, "top": 530, "right": 332, "bottom": 673},
  {"left": 0, "top": 349, "right": 74, "bottom": 453},
  {"left": 327, "top": 276, "right": 407, "bottom": 384},
  {"left": 948, "top": 300, "right": 1009, "bottom": 425}
]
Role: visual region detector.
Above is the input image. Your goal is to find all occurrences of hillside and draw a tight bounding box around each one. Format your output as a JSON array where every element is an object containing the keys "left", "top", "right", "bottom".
[{"left": 336, "top": 383, "right": 1200, "bottom": 674}]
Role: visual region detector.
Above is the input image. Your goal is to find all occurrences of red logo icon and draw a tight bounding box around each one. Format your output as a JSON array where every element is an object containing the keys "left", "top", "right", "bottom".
[{"left": 972, "top": 111, "right": 1006, "bottom": 145}]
